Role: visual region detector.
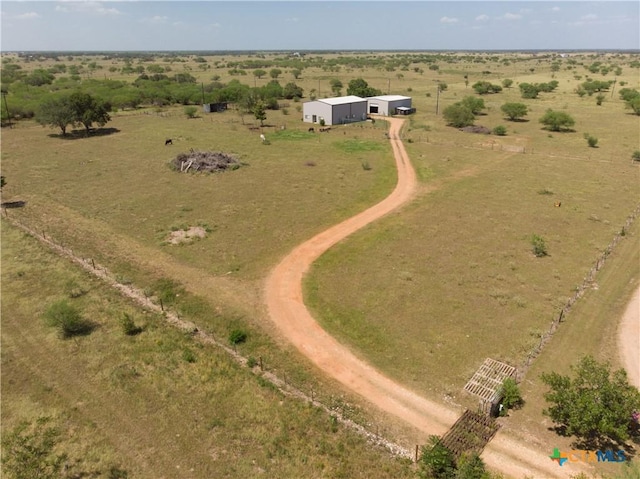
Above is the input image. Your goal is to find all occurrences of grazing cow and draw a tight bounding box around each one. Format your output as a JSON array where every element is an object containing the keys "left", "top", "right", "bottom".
[
  {"left": 308, "top": 127, "right": 315, "bottom": 133},
  {"left": 260, "top": 134, "right": 266, "bottom": 142},
  {"left": 165, "top": 139, "right": 173, "bottom": 146},
  {"left": 554, "top": 201, "right": 562, "bottom": 207}
]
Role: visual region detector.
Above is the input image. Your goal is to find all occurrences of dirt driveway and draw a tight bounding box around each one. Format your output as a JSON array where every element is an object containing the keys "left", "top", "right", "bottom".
[
  {"left": 619, "top": 286, "right": 640, "bottom": 389},
  {"left": 264, "top": 117, "right": 589, "bottom": 478}
]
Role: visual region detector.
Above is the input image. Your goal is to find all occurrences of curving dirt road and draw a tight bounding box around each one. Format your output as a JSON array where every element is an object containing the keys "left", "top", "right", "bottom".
[
  {"left": 619, "top": 286, "right": 640, "bottom": 389},
  {"left": 265, "top": 117, "right": 586, "bottom": 478}
]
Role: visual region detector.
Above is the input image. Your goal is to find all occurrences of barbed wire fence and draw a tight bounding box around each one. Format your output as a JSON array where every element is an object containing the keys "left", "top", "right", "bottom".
[
  {"left": 1, "top": 212, "right": 413, "bottom": 462},
  {"left": 515, "top": 203, "right": 640, "bottom": 382}
]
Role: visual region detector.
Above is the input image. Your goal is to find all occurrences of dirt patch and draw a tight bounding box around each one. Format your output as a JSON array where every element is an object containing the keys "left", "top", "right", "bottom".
[
  {"left": 171, "top": 150, "right": 240, "bottom": 173},
  {"left": 167, "top": 226, "right": 207, "bottom": 245}
]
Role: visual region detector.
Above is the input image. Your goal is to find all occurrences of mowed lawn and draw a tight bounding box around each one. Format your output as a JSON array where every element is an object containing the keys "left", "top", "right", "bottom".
[{"left": 1, "top": 222, "right": 414, "bottom": 478}]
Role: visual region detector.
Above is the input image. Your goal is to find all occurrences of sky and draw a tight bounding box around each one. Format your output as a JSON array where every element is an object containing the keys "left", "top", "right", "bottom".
[{"left": 0, "top": 1, "right": 638, "bottom": 52}]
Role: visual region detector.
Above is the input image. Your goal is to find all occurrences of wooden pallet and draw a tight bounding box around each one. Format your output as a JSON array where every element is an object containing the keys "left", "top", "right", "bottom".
[
  {"left": 463, "top": 358, "right": 516, "bottom": 404},
  {"left": 440, "top": 409, "right": 500, "bottom": 459}
]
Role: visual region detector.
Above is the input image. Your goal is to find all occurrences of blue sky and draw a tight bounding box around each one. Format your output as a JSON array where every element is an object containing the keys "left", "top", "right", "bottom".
[{"left": 1, "top": 1, "right": 638, "bottom": 51}]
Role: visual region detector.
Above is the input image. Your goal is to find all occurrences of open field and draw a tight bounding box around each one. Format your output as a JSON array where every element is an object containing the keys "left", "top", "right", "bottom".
[
  {"left": 2, "top": 50, "right": 639, "bottom": 477},
  {"left": 1, "top": 221, "right": 415, "bottom": 478}
]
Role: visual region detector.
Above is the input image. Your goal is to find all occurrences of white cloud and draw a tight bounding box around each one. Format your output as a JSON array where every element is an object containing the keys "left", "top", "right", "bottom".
[
  {"left": 440, "top": 16, "right": 458, "bottom": 24},
  {"left": 501, "top": 12, "right": 523, "bottom": 21},
  {"left": 551, "top": 6, "right": 561, "bottom": 12},
  {"left": 475, "top": 14, "right": 489, "bottom": 22},
  {"left": 285, "top": 17, "right": 299, "bottom": 23},
  {"left": 55, "top": 1, "right": 121, "bottom": 16},
  {"left": 15, "top": 12, "right": 40, "bottom": 19},
  {"left": 519, "top": 8, "right": 533, "bottom": 15},
  {"left": 580, "top": 14, "right": 598, "bottom": 21},
  {"left": 142, "top": 15, "right": 168, "bottom": 24}
]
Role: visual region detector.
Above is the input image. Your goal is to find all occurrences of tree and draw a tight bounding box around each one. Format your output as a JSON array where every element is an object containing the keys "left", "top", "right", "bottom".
[
  {"left": 329, "top": 78, "right": 343, "bottom": 96},
  {"left": 519, "top": 82, "right": 539, "bottom": 99},
  {"left": 253, "top": 103, "right": 267, "bottom": 126},
  {"left": 541, "top": 355, "right": 640, "bottom": 446},
  {"left": 346, "top": 78, "right": 382, "bottom": 97},
  {"left": 184, "top": 106, "right": 198, "bottom": 118},
  {"left": 492, "top": 125, "right": 507, "bottom": 136},
  {"left": 443, "top": 103, "right": 475, "bottom": 128},
  {"left": 455, "top": 453, "right": 487, "bottom": 479},
  {"left": 460, "top": 96, "right": 485, "bottom": 115},
  {"left": 472, "top": 81, "right": 502, "bottom": 95},
  {"left": 252, "top": 69, "right": 266, "bottom": 79},
  {"left": 269, "top": 68, "right": 282, "bottom": 79},
  {"left": 1, "top": 417, "right": 67, "bottom": 479},
  {"left": 500, "top": 102, "right": 528, "bottom": 121},
  {"left": 539, "top": 109, "right": 575, "bottom": 132},
  {"left": 291, "top": 68, "right": 302, "bottom": 79},
  {"left": 501, "top": 78, "right": 513, "bottom": 89},
  {"left": 68, "top": 92, "right": 111, "bottom": 136},
  {"left": 36, "top": 95, "right": 76, "bottom": 136},
  {"left": 283, "top": 82, "right": 303, "bottom": 99},
  {"left": 418, "top": 436, "right": 456, "bottom": 479}
]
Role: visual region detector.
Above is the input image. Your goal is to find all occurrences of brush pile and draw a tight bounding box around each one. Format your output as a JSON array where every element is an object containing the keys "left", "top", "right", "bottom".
[{"left": 171, "top": 150, "right": 240, "bottom": 173}]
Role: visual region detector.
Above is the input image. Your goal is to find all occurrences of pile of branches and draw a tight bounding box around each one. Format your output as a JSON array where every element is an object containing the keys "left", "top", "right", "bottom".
[
  {"left": 459, "top": 125, "right": 491, "bottom": 134},
  {"left": 171, "top": 150, "right": 240, "bottom": 173}
]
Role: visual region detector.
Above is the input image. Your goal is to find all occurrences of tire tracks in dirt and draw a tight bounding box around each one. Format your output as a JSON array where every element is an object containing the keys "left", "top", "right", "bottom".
[{"left": 265, "top": 117, "right": 587, "bottom": 478}]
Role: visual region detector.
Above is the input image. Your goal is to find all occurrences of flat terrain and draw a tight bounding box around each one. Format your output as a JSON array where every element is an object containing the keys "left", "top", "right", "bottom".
[{"left": 2, "top": 50, "right": 639, "bottom": 477}]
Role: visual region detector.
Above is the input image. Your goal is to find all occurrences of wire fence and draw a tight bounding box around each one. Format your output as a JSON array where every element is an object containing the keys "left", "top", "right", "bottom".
[
  {"left": 515, "top": 203, "right": 640, "bottom": 382},
  {"left": 1, "top": 212, "right": 413, "bottom": 461}
]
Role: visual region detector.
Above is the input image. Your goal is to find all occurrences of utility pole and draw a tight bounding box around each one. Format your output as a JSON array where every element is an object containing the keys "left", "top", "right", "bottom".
[
  {"left": 1, "top": 90, "right": 11, "bottom": 128},
  {"left": 435, "top": 87, "right": 440, "bottom": 115}
]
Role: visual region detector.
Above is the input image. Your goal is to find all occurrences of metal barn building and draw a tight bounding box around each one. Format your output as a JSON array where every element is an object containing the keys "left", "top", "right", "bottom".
[
  {"left": 302, "top": 95, "right": 368, "bottom": 126},
  {"left": 366, "top": 95, "right": 413, "bottom": 116}
]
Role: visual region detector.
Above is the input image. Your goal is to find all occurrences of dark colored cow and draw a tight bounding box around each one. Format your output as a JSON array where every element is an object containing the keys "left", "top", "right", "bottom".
[{"left": 165, "top": 139, "right": 173, "bottom": 146}]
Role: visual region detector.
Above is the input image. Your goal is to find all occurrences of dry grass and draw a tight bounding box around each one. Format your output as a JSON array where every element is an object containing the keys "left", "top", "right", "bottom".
[
  {"left": 1, "top": 221, "right": 415, "bottom": 478},
  {"left": 2, "top": 51, "right": 639, "bottom": 475}
]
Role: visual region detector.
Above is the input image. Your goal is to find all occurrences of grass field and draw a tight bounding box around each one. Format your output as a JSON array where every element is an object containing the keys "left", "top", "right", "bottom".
[
  {"left": 2, "top": 50, "right": 639, "bottom": 476},
  {"left": 1, "top": 221, "right": 415, "bottom": 478}
]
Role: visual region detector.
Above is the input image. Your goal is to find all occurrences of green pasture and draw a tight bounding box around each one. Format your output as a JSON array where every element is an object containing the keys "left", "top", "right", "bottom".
[{"left": 1, "top": 222, "right": 414, "bottom": 478}]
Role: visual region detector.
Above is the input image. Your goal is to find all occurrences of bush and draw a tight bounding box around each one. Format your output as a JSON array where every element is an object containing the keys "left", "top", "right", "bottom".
[
  {"left": 247, "top": 356, "right": 258, "bottom": 368},
  {"left": 229, "top": 329, "right": 248, "bottom": 345},
  {"left": 492, "top": 125, "right": 507, "bottom": 136},
  {"left": 587, "top": 135, "right": 598, "bottom": 148},
  {"left": 120, "top": 312, "right": 142, "bottom": 336},
  {"left": 182, "top": 348, "right": 196, "bottom": 363},
  {"left": 631, "top": 150, "right": 640, "bottom": 162},
  {"left": 45, "top": 300, "right": 93, "bottom": 338},
  {"left": 184, "top": 106, "right": 198, "bottom": 118},
  {"left": 530, "top": 234, "right": 548, "bottom": 257},
  {"left": 500, "top": 378, "right": 524, "bottom": 413}
]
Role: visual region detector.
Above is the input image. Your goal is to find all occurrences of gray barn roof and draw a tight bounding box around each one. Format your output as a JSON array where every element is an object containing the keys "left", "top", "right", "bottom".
[{"left": 367, "top": 95, "right": 412, "bottom": 102}]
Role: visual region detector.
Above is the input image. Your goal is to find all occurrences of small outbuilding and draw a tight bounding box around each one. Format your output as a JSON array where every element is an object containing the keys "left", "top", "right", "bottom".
[
  {"left": 302, "top": 95, "right": 368, "bottom": 126},
  {"left": 366, "top": 95, "right": 413, "bottom": 116},
  {"left": 202, "top": 102, "right": 228, "bottom": 113}
]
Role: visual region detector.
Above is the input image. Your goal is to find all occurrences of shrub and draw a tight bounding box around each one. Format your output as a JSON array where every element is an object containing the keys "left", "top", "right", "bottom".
[
  {"left": 631, "top": 150, "right": 640, "bottom": 162},
  {"left": 587, "top": 135, "right": 598, "bottom": 148},
  {"left": 45, "top": 300, "right": 93, "bottom": 338},
  {"left": 492, "top": 125, "right": 507, "bottom": 136},
  {"left": 229, "top": 329, "right": 248, "bottom": 345},
  {"left": 247, "top": 356, "right": 258, "bottom": 368},
  {"left": 182, "top": 348, "right": 196, "bottom": 363},
  {"left": 184, "top": 106, "right": 198, "bottom": 118},
  {"left": 530, "top": 234, "right": 548, "bottom": 257},
  {"left": 120, "top": 312, "right": 142, "bottom": 336},
  {"left": 500, "top": 378, "right": 524, "bottom": 413}
]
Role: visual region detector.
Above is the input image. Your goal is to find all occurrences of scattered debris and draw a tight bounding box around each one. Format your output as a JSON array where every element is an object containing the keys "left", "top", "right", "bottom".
[
  {"left": 167, "top": 226, "right": 207, "bottom": 245},
  {"left": 171, "top": 150, "right": 240, "bottom": 173},
  {"left": 459, "top": 125, "right": 491, "bottom": 134}
]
